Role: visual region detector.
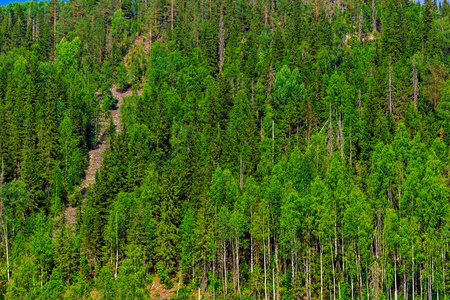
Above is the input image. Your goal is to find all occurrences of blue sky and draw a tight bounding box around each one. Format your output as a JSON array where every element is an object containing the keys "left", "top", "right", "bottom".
[{"left": 0, "top": 0, "right": 41, "bottom": 7}]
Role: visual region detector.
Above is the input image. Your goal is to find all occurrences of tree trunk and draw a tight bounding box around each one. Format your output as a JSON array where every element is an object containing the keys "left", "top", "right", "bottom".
[
  {"left": 421, "top": 267, "right": 423, "bottom": 300},
  {"left": 240, "top": 154, "right": 244, "bottom": 189},
  {"left": 413, "top": 245, "right": 415, "bottom": 300},
  {"left": 171, "top": 0, "right": 174, "bottom": 31},
  {"left": 53, "top": 0, "right": 57, "bottom": 49},
  {"left": 291, "top": 249, "right": 295, "bottom": 286},
  {"left": 320, "top": 244, "right": 324, "bottom": 300},
  {"left": 176, "top": 270, "right": 182, "bottom": 298},
  {"left": 328, "top": 104, "right": 333, "bottom": 156},
  {"left": 442, "top": 246, "right": 445, "bottom": 300},
  {"left": 223, "top": 241, "right": 227, "bottom": 295},
  {"left": 1, "top": 155, "right": 4, "bottom": 186},
  {"left": 351, "top": 276, "right": 354, "bottom": 300},
  {"left": 213, "top": 251, "right": 216, "bottom": 300},
  {"left": 236, "top": 237, "right": 241, "bottom": 299},
  {"left": 358, "top": 8, "right": 363, "bottom": 42},
  {"left": 395, "top": 255, "right": 398, "bottom": 300},
  {"left": 404, "top": 273, "right": 407, "bottom": 300},
  {"left": 371, "top": 0, "right": 376, "bottom": 31},
  {"left": 308, "top": 246, "right": 312, "bottom": 300},
  {"left": 349, "top": 128, "right": 352, "bottom": 165},
  {"left": 272, "top": 268, "right": 275, "bottom": 300},
  {"left": 264, "top": 239, "right": 268, "bottom": 300},
  {"left": 2, "top": 218, "right": 9, "bottom": 282},
  {"left": 388, "top": 56, "right": 394, "bottom": 116},
  {"left": 272, "top": 120, "right": 275, "bottom": 163},
  {"left": 209, "top": 0, "right": 212, "bottom": 18},
  {"left": 232, "top": 239, "right": 236, "bottom": 294},
  {"left": 264, "top": 0, "right": 268, "bottom": 25},
  {"left": 358, "top": 248, "right": 363, "bottom": 299},
  {"left": 275, "top": 241, "right": 279, "bottom": 300},
  {"left": 251, "top": 212, "right": 254, "bottom": 274},
  {"left": 218, "top": 5, "right": 225, "bottom": 72},
  {"left": 115, "top": 212, "right": 119, "bottom": 279},
  {"left": 430, "top": 259, "right": 433, "bottom": 300},
  {"left": 338, "top": 114, "right": 344, "bottom": 159},
  {"left": 412, "top": 57, "right": 419, "bottom": 109},
  {"left": 330, "top": 237, "right": 336, "bottom": 300}
]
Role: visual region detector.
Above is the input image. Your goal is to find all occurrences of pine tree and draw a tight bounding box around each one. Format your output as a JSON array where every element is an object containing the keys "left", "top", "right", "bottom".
[
  {"left": 38, "top": 72, "right": 60, "bottom": 198},
  {"left": 423, "top": 0, "right": 440, "bottom": 58},
  {"left": 154, "top": 171, "right": 179, "bottom": 275}
]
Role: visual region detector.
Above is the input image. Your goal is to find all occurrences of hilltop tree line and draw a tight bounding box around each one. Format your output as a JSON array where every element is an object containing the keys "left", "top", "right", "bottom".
[{"left": 2, "top": 0, "right": 450, "bottom": 299}]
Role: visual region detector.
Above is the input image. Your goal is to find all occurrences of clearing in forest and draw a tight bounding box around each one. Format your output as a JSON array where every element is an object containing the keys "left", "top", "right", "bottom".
[{"left": 65, "top": 85, "right": 141, "bottom": 225}]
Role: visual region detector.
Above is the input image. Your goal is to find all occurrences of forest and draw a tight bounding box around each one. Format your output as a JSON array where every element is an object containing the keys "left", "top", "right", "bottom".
[{"left": 1, "top": 0, "right": 450, "bottom": 298}]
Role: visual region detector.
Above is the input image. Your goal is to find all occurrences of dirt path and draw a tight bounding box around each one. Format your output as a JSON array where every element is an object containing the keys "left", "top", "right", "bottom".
[
  {"left": 65, "top": 85, "right": 141, "bottom": 225},
  {"left": 150, "top": 276, "right": 178, "bottom": 300}
]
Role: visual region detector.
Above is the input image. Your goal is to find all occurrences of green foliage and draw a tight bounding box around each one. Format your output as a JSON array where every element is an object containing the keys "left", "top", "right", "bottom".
[{"left": 2, "top": 0, "right": 450, "bottom": 299}]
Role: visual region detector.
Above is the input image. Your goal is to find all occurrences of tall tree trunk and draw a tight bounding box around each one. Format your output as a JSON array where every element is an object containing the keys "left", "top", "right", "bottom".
[
  {"left": 412, "top": 57, "right": 419, "bottom": 109},
  {"left": 176, "top": 270, "right": 182, "bottom": 298},
  {"left": 115, "top": 212, "right": 119, "bottom": 279},
  {"left": 309, "top": 245, "right": 312, "bottom": 300},
  {"left": 240, "top": 154, "right": 244, "bottom": 189},
  {"left": 330, "top": 237, "right": 336, "bottom": 300},
  {"left": 404, "top": 273, "right": 407, "bottom": 300},
  {"left": 171, "top": 0, "right": 174, "bottom": 31},
  {"left": 218, "top": 5, "right": 225, "bottom": 72},
  {"left": 272, "top": 120, "right": 275, "bottom": 163},
  {"left": 232, "top": 239, "right": 236, "bottom": 294},
  {"left": 352, "top": 276, "right": 354, "bottom": 300},
  {"left": 264, "top": 238, "right": 268, "bottom": 300},
  {"left": 388, "top": 56, "right": 394, "bottom": 116},
  {"left": 430, "top": 259, "right": 433, "bottom": 300},
  {"left": 320, "top": 244, "right": 324, "bottom": 300},
  {"left": 442, "top": 246, "right": 445, "bottom": 300},
  {"left": 338, "top": 113, "right": 344, "bottom": 159},
  {"left": 429, "top": 269, "right": 431, "bottom": 300},
  {"left": 359, "top": 248, "right": 363, "bottom": 299},
  {"left": 213, "top": 251, "right": 216, "bottom": 300},
  {"left": 421, "top": 267, "right": 423, "bottom": 300},
  {"left": 358, "top": 8, "right": 363, "bottom": 42},
  {"left": 328, "top": 104, "right": 333, "bottom": 156},
  {"left": 209, "top": 0, "right": 212, "bottom": 18},
  {"left": 395, "top": 255, "right": 398, "bottom": 300},
  {"left": 272, "top": 268, "right": 275, "bottom": 300},
  {"left": 413, "top": 245, "right": 415, "bottom": 300},
  {"left": 1, "top": 155, "right": 4, "bottom": 186},
  {"left": 275, "top": 241, "right": 279, "bottom": 300},
  {"left": 264, "top": 0, "right": 268, "bottom": 25},
  {"left": 371, "top": 0, "right": 376, "bottom": 31},
  {"left": 236, "top": 237, "right": 241, "bottom": 299},
  {"left": 350, "top": 127, "right": 352, "bottom": 165},
  {"left": 251, "top": 211, "right": 254, "bottom": 274},
  {"left": 1, "top": 216, "right": 9, "bottom": 282},
  {"left": 223, "top": 241, "right": 227, "bottom": 295},
  {"left": 53, "top": 0, "right": 57, "bottom": 50},
  {"left": 292, "top": 249, "right": 295, "bottom": 286}
]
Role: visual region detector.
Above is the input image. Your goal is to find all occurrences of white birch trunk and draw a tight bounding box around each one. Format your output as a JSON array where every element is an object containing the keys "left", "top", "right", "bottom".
[
  {"left": 3, "top": 220, "right": 9, "bottom": 282},
  {"left": 413, "top": 245, "right": 415, "bottom": 300},
  {"left": 395, "top": 256, "right": 398, "bottom": 300},
  {"left": 321, "top": 244, "right": 324, "bottom": 300},
  {"left": 264, "top": 240, "right": 268, "bottom": 300},
  {"left": 223, "top": 241, "right": 227, "bottom": 295}
]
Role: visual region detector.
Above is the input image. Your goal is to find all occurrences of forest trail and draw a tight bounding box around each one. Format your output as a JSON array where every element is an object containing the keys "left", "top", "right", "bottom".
[
  {"left": 150, "top": 276, "right": 178, "bottom": 300},
  {"left": 65, "top": 85, "right": 142, "bottom": 225}
]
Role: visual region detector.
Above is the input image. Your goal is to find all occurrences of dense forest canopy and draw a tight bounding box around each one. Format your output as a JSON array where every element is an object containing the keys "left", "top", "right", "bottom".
[{"left": 1, "top": 0, "right": 450, "bottom": 298}]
